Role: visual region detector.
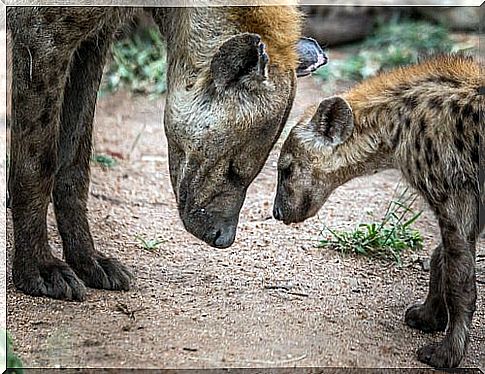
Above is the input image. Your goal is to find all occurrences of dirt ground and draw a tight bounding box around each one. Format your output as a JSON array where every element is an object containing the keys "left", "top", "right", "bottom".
[{"left": 5, "top": 45, "right": 485, "bottom": 370}]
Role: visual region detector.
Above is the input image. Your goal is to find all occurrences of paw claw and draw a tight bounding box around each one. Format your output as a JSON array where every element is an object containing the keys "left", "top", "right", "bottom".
[
  {"left": 70, "top": 254, "right": 133, "bottom": 291},
  {"left": 405, "top": 302, "right": 447, "bottom": 333},
  {"left": 13, "top": 258, "right": 86, "bottom": 301},
  {"left": 417, "top": 342, "right": 463, "bottom": 368}
]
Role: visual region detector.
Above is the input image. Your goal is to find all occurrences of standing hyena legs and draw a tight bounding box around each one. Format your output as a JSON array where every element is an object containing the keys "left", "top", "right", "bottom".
[
  {"left": 10, "top": 11, "right": 132, "bottom": 300},
  {"left": 53, "top": 32, "right": 132, "bottom": 291},
  {"left": 10, "top": 32, "right": 86, "bottom": 300},
  {"left": 405, "top": 243, "right": 448, "bottom": 332},
  {"left": 409, "top": 193, "right": 478, "bottom": 367}
]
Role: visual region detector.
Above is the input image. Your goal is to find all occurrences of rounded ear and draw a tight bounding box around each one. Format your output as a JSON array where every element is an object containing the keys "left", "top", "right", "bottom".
[
  {"left": 310, "top": 96, "right": 354, "bottom": 146},
  {"left": 210, "top": 33, "right": 269, "bottom": 90},
  {"left": 296, "top": 37, "right": 328, "bottom": 77}
]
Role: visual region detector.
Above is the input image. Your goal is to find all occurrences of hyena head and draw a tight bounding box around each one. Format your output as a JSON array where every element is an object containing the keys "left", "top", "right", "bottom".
[
  {"left": 274, "top": 96, "right": 354, "bottom": 224},
  {"left": 164, "top": 12, "right": 327, "bottom": 248}
]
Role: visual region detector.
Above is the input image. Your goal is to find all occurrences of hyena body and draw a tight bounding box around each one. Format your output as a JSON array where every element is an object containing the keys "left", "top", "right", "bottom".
[
  {"left": 7, "top": 7, "right": 326, "bottom": 301},
  {"left": 273, "top": 54, "right": 483, "bottom": 368}
]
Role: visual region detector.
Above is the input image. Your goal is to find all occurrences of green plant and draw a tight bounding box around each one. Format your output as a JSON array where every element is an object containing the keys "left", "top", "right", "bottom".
[
  {"left": 316, "top": 20, "right": 459, "bottom": 82},
  {"left": 1, "top": 331, "right": 24, "bottom": 374},
  {"left": 101, "top": 27, "right": 167, "bottom": 98},
  {"left": 135, "top": 235, "right": 165, "bottom": 251},
  {"left": 319, "top": 187, "right": 423, "bottom": 266},
  {"left": 92, "top": 154, "right": 117, "bottom": 168}
]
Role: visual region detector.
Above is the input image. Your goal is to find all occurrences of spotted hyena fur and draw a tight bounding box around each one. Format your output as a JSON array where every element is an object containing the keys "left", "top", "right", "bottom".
[
  {"left": 274, "top": 54, "right": 484, "bottom": 368},
  {"left": 7, "top": 6, "right": 326, "bottom": 302}
]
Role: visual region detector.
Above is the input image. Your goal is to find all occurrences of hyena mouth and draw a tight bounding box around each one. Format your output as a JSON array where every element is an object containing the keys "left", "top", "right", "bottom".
[{"left": 273, "top": 206, "right": 300, "bottom": 225}]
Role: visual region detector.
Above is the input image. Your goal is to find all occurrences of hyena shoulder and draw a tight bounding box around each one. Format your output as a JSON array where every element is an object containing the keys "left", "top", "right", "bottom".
[{"left": 347, "top": 54, "right": 482, "bottom": 111}]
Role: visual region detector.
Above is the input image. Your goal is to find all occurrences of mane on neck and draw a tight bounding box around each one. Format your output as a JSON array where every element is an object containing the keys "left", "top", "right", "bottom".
[
  {"left": 345, "top": 54, "right": 481, "bottom": 111},
  {"left": 228, "top": 6, "right": 302, "bottom": 72},
  {"left": 342, "top": 54, "right": 482, "bottom": 131}
]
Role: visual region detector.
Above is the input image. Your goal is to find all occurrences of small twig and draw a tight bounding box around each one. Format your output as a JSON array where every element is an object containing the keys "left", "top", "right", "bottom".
[
  {"left": 116, "top": 302, "right": 146, "bottom": 321},
  {"left": 129, "top": 123, "right": 147, "bottom": 159},
  {"left": 264, "top": 284, "right": 293, "bottom": 291},
  {"left": 228, "top": 354, "right": 308, "bottom": 365},
  {"left": 264, "top": 284, "right": 309, "bottom": 297},
  {"left": 287, "top": 291, "right": 309, "bottom": 297},
  {"left": 91, "top": 192, "right": 126, "bottom": 205},
  {"left": 90, "top": 191, "right": 167, "bottom": 207}
]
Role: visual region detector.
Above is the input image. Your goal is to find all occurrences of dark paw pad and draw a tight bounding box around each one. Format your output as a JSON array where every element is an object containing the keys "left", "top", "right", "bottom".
[
  {"left": 71, "top": 255, "right": 133, "bottom": 291},
  {"left": 405, "top": 302, "right": 447, "bottom": 333},
  {"left": 13, "top": 259, "right": 86, "bottom": 301},
  {"left": 417, "top": 342, "right": 462, "bottom": 368}
]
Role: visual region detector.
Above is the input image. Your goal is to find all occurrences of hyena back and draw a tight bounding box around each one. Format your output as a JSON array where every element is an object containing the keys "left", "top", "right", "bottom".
[{"left": 273, "top": 54, "right": 484, "bottom": 368}]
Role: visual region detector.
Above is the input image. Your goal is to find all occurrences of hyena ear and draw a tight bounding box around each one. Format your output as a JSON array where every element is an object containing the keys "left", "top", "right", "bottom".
[
  {"left": 310, "top": 96, "right": 354, "bottom": 146},
  {"left": 296, "top": 37, "right": 328, "bottom": 77},
  {"left": 211, "top": 33, "right": 269, "bottom": 90}
]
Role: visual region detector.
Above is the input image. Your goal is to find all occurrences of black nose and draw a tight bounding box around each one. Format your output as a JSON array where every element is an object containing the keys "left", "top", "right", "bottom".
[
  {"left": 213, "top": 225, "right": 237, "bottom": 248},
  {"left": 273, "top": 205, "right": 283, "bottom": 221}
]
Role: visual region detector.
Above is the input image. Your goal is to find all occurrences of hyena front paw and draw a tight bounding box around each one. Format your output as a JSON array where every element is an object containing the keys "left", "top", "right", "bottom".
[
  {"left": 13, "top": 257, "right": 86, "bottom": 301},
  {"left": 417, "top": 341, "right": 464, "bottom": 368},
  {"left": 405, "top": 302, "right": 447, "bottom": 333},
  {"left": 69, "top": 254, "right": 133, "bottom": 291}
]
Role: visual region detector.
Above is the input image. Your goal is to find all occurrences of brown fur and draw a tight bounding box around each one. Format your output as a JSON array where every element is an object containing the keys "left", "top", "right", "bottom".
[
  {"left": 274, "top": 54, "right": 483, "bottom": 368},
  {"left": 7, "top": 6, "right": 309, "bottom": 302},
  {"left": 229, "top": 6, "right": 302, "bottom": 71},
  {"left": 346, "top": 54, "right": 481, "bottom": 112}
]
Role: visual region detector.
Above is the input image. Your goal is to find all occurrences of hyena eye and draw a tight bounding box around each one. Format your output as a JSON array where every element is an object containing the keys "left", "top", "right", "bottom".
[
  {"left": 279, "top": 163, "right": 294, "bottom": 179},
  {"left": 228, "top": 160, "right": 245, "bottom": 186}
]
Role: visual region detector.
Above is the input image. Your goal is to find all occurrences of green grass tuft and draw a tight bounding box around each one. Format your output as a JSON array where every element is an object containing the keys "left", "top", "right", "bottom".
[
  {"left": 135, "top": 235, "right": 166, "bottom": 251},
  {"left": 319, "top": 187, "right": 423, "bottom": 266},
  {"left": 101, "top": 27, "right": 167, "bottom": 98},
  {"left": 1, "top": 331, "right": 24, "bottom": 374},
  {"left": 92, "top": 154, "right": 117, "bottom": 168}
]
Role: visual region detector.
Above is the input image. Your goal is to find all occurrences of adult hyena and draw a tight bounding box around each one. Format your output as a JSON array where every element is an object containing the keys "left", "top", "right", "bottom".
[
  {"left": 7, "top": 7, "right": 326, "bottom": 301},
  {"left": 273, "top": 54, "right": 483, "bottom": 368}
]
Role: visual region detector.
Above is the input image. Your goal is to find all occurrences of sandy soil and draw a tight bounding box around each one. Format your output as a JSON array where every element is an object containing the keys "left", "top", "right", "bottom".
[{"left": 5, "top": 64, "right": 484, "bottom": 370}]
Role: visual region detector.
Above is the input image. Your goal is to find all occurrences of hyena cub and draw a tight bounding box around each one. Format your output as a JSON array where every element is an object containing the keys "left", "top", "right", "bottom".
[{"left": 273, "top": 54, "right": 483, "bottom": 368}]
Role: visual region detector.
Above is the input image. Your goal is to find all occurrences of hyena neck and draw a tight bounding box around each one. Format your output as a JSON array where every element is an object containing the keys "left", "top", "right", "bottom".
[
  {"left": 163, "top": 7, "right": 301, "bottom": 73},
  {"left": 228, "top": 6, "right": 302, "bottom": 71},
  {"left": 340, "top": 54, "right": 483, "bottom": 176},
  {"left": 331, "top": 93, "right": 395, "bottom": 183}
]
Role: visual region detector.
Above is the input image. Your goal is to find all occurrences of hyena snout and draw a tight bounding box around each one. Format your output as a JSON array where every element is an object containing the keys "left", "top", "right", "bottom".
[
  {"left": 178, "top": 181, "right": 245, "bottom": 248},
  {"left": 272, "top": 203, "right": 284, "bottom": 221},
  {"left": 273, "top": 199, "right": 314, "bottom": 224},
  {"left": 273, "top": 184, "right": 291, "bottom": 223},
  {"left": 183, "top": 207, "right": 240, "bottom": 248},
  {"left": 273, "top": 185, "right": 314, "bottom": 224}
]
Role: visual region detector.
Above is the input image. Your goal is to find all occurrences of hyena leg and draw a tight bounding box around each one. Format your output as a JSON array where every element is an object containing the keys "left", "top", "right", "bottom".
[
  {"left": 53, "top": 33, "right": 132, "bottom": 291},
  {"left": 417, "top": 214, "right": 477, "bottom": 368},
  {"left": 9, "top": 35, "right": 86, "bottom": 301},
  {"left": 405, "top": 243, "right": 448, "bottom": 332}
]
